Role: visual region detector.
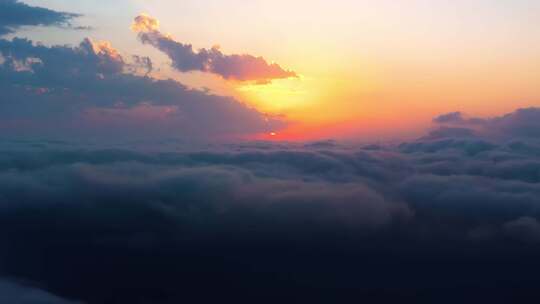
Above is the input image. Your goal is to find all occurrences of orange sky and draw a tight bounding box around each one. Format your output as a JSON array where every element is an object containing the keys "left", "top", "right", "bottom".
[{"left": 21, "top": 0, "right": 540, "bottom": 141}]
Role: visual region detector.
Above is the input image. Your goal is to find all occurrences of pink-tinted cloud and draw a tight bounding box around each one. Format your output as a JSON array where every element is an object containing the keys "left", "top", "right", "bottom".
[{"left": 132, "top": 14, "right": 297, "bottom": 82}]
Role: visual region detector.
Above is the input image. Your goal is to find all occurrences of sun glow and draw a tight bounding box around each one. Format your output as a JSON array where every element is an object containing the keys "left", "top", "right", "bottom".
[
  {"left": 236, "top": 77, "right": 308, "bottom": 113},
  {"left": 236, "top": 74, "right": 354, "bottom": 123}
]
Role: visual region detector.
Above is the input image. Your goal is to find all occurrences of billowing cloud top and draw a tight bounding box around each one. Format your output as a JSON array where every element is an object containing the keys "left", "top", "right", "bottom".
[
  {"left": 0, "top": 4, "right": 286, "bottom": 139},
  {"left": 0, "top": 0, "right": 79, "bottom": 35},
  {"left": 132, "top": 14, "right": 297, "bottom": 82},
  {"left": 0, "top": 37, "right": 285, "bottom": 139},
  {"left": 434, "top": 107, "right": 540, "bottom": 139},
  {"left": 2, "top": 109, "right": 540, "bottom": 302},
  {"left": 131, "top": 13, "right": 160, "bottom": 32}
]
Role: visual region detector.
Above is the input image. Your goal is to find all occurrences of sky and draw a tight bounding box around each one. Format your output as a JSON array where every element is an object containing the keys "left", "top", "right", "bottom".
[
  {"left": 7, "top": 0, "right": 540, "bottom": 141},
  {"left": 3, "top": 1, "right": 540, "bottom": 303}
]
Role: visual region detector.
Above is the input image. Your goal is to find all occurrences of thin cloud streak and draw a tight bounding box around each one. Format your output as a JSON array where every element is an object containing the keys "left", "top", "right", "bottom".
[{"left": 0, "top": 0, "right": 82, "bottom": 36}]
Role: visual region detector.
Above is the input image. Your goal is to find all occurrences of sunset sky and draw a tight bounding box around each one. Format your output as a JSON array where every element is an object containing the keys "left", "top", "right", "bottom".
[
  {"left": 4, "top": 1, "right": 540, "bottom": 303},
  {"left": 9, "top": 0, "right": 540, "bottom": 141}
]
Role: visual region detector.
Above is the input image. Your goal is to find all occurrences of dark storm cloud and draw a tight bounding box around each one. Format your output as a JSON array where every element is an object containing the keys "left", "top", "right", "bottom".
[
  {"left": 0, "top": 0, "right": 80, "bottom": 36},
  {"left": 0, "top": 37, "right": 284, "bottom": 138},
  {"left": 132, "top": 14, "right": 297, "bottom": 82}
]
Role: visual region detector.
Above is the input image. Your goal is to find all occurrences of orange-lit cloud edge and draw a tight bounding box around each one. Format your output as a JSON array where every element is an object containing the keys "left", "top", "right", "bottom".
[{"left": 129, "top": 13, "right": 540, "bottom": 143}]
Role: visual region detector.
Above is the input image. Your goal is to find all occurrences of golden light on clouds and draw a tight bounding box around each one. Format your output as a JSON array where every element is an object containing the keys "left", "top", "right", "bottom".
[
  {"left": 125, "top": 2, "right": 540, "bottom": 141},
  {"left": 131, "top": 13, "right": 160, "bottom": 32}
]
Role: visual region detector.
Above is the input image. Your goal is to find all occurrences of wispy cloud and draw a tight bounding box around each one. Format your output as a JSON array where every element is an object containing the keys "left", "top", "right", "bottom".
[{"left": 0, "top": 0, "right": 81, "bottom": 35}]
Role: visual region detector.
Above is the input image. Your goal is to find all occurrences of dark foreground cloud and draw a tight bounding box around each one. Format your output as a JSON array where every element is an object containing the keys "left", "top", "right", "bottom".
[
  {"left": 1, "top": 108, "right": 540, "bottom": 303},
  {"left": 0, "top": 37, "right": 284, "bottom": 139},
  {"left": 0, "top": 0, "right": 79, "bottom": 36},
  {"left": 0, "top": 280, "right": 80, "bottom": 304},
  {"left": 132, "top": 14, "right": 297, "bottom": 82}
]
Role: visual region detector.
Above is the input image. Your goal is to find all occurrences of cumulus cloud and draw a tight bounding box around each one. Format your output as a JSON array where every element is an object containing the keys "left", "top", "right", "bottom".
[
  {"left": 0, "top": 0, "right": 80, "bottom": 35},
  {"left": 131, "top": 13, "right": 160, "bottom": 32},
  {"left": 132, "top": 14, "right": 297, "bottom": 82},
  {"left": 433, "top": 111, "right": 486, "bottom": 125},
  {"left": 434, "top": 107, "right": 540, "bottom": 139},
  {"left": 0, "top": 37, "right": 285, "bottom": 139}
]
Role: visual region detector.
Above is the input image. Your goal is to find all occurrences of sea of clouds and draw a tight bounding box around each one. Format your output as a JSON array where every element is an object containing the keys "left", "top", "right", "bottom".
[{"left": 1, "top": 108, "right": 540, "bottom": 303}]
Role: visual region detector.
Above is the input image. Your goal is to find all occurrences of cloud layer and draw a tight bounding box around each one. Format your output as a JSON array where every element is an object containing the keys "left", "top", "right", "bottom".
[
  {"left": 132, "top": 14, "right": 297, "bottom": 82},
  {"left": 0, "top": 37, "right": 285, "bottom": 139},
  {"left": 0, "top": 4, "right": 286, "bottom": 140},
  {"left": 0, "top": 0, "right": 79, "bottom": 35},
  {"left": 1, "top": 107, "right": 540, "bottom": 303}
]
